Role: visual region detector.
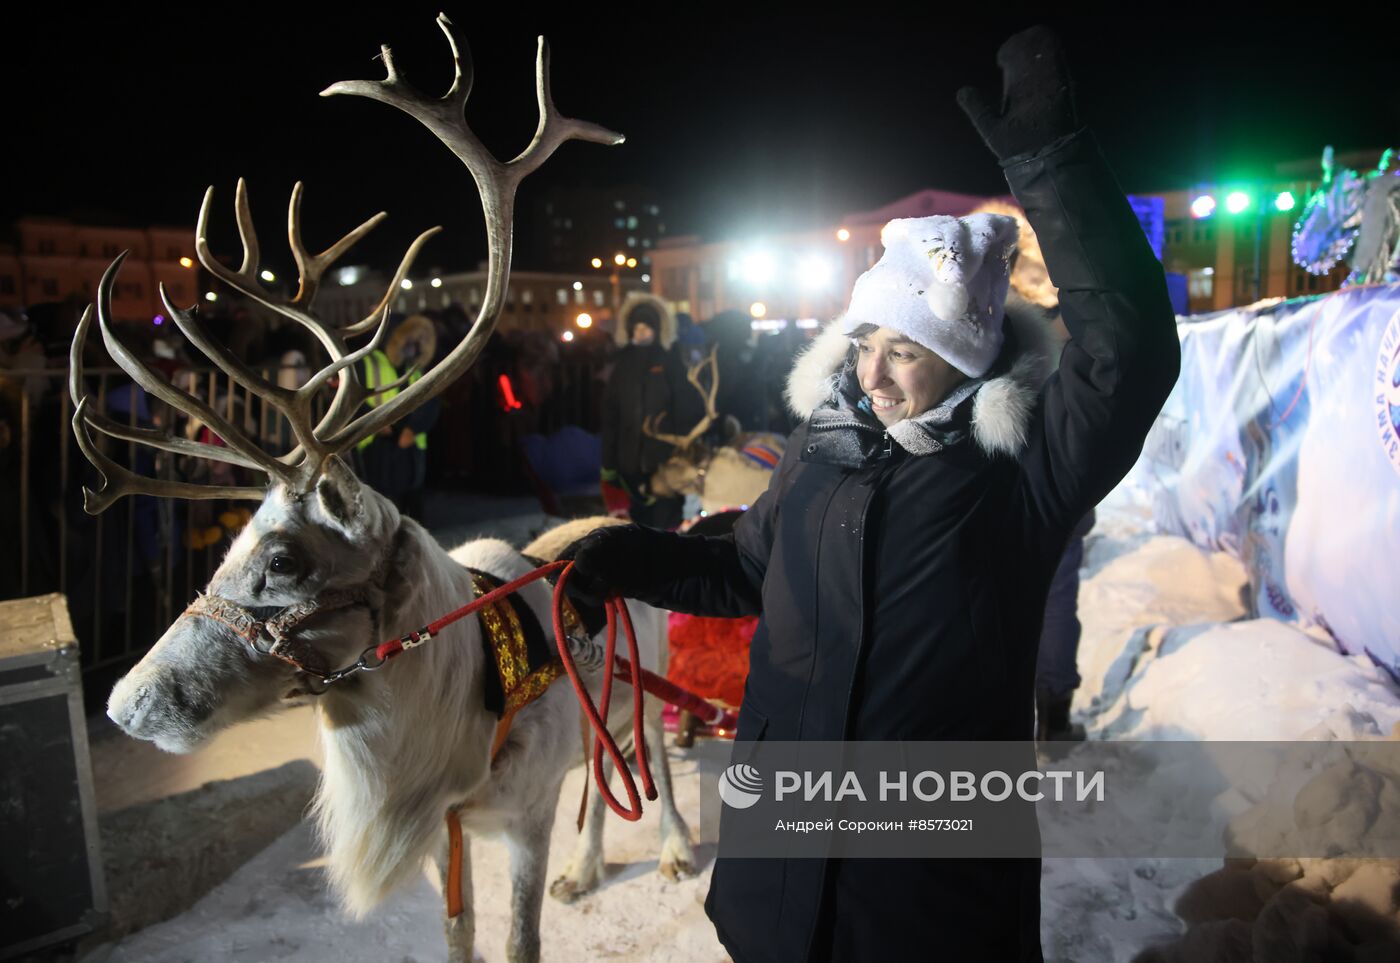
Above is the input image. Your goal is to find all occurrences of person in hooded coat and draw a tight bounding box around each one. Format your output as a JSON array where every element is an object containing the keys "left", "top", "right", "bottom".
[
  {"left": 566, "top": 28, "right": 1179, "bottom": 962},
  {"left": 600, "top": 293, "right": 700, "bottom": 529}
]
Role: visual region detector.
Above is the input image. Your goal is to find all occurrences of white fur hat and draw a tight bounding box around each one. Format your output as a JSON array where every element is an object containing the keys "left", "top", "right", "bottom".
[{"left": 839, "top": 213, "right": 1019, "bottom": 377}]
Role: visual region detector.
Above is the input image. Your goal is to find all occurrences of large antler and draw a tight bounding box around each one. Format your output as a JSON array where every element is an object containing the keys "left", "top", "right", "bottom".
[
  {"left": 318, "top": 13, "right": 623, "bottom": 451},
  {"left": 642, "top": 345, "right": 720, "bottom": 449},
  {"left": 70, "top": 14, "right": 621, "bottom": 511}
]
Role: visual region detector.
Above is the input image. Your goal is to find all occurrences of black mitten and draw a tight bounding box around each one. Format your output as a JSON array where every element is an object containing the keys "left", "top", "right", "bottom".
[
  {"left": 956, "top": 25, "right": 1079, "bottom": 163},
  {"left": 558, "top": 523, "right": 679, "bottom": 606}
]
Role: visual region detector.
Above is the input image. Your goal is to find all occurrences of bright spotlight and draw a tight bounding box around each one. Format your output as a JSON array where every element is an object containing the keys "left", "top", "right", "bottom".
[
  {"left": 1274, "top": 191, "right": 1296, "bottom": 212},
  {"left": 260, "top": 269, "right": 276, "bottom": 282},
  {"left": 561, "top": 330, "right": 575, "bottom": 342},
  {"left": 797, "top": 256, "right": 832, "bottom": 290},
  {"left": 1225, "top": 191, "right": 1251, "bottom": 214},
  {"left": 430, "top": 277, "right": 443, "bottom": 288},
  {"left": 204, "top": 291, "right": 218, "bottom": 302},
  {"left": 741, "top": 252, "right": 776, "bottom": 285},
  {"left": 573, "top": 281, "right": 583, "bottom": 291},
  {"left": 749, "top": 301, "right": 767, "bottom": 319},
  {"left": 1190, "top": 194, "right": 1216, "bottom": 219},
  {"left": 576, "top": 313, "right": 593, "bottom": 329},
  {"left": 613, "top": 253, "right": 626, "bottom": 266},
  {"left": 591, "top": 257, "right": 603, "bottom": 268},
  {"left": 400, "top": 279, "right": 413, "bottom": 290},
  {"left": 836, "top": 228, "right": 851, "bottom": 242}
]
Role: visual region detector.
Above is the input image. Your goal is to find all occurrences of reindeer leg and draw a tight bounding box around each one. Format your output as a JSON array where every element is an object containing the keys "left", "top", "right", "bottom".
[
  {"left": 549, "top": 754, "right": 610, "bottom": 903},
  {"left": 504, "top": 782, "right": 560, "bottom": 963},
  {"left": 433, "top": 820, "right": 476, "bottom": 963},
  {"left": 647, "top": 702, "right": 696, "bottom": 880}
]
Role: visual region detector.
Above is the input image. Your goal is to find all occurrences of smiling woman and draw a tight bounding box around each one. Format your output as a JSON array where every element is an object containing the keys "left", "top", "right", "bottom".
[
  {"left": 851, "top": 325, "right": 967, "bottom": 428},
  {"left": 562, "top": 25, "right": 1182, "bottom": 963}
]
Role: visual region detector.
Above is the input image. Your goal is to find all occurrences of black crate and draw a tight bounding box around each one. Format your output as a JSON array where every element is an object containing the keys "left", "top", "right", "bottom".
[{"left": 0, "top": 593, "right": 107, "bottom": 959}]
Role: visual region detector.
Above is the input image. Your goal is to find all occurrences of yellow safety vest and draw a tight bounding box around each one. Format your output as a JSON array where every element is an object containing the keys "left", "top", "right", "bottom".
[{"left": 358, "top": 350, "right": 427, "bottom": 450}]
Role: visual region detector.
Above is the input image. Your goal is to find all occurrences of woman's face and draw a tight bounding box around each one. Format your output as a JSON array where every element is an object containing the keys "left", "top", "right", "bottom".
[{"left": 855, "top": 326, "right": 965, "bottom": 427}]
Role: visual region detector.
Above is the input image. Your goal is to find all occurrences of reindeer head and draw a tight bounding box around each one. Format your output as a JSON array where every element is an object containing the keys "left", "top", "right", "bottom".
[
  {"left": 644, "top": 345, "right": 719, "bottom": 498},
  {"left": 85, "top": 15, "right": 622, "bottom": 752}
]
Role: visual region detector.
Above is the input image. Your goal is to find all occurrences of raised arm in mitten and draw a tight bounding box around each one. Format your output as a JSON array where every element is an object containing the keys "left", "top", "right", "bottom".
[{"left": 959, "top": 26, "right": 1179, "bottom": 519}]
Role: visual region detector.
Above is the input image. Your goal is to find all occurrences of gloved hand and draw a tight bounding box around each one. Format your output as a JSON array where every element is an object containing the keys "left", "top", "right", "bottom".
[
  {"left": 956, "top": 25, "right": 1079, "bottom": 163},
  {"left": 558, "top": 523, "right": 678, "bottom": 606}
]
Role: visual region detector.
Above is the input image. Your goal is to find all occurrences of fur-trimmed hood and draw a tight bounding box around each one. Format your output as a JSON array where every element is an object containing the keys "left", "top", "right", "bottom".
[
  {"left": 784, "top": 295, "right": 1059, "bottom": 460},
  {"left": 614, "top": 292, "right": 677, "bottom": 349}
]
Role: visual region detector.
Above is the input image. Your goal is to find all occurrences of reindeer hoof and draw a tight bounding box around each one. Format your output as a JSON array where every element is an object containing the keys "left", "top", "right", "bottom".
[
  {"left": 549, "top": 875, "right": 593, "bottom": 903},
  {"left": 659, "top": 857, "right": 696, "bottom": 881},
  {"left": 659, "top": 832, "right": 698, "bottom": 881}
]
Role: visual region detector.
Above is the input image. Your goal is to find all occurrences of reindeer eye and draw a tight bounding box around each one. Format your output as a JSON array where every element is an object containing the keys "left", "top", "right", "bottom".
[{"left": 269, "top": 555, "right": 300, "bottom": 576}]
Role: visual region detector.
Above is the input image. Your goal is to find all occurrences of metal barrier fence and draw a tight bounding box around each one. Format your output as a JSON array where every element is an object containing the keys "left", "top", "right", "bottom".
[
  {"left": 3, "top": 359, "right": 605, "bottom": 694},
  {"left": 2, "top": 365, "right": 327, "bottom": 692}
]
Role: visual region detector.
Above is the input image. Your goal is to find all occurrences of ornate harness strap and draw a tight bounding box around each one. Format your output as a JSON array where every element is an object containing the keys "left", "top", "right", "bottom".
[{"left": 182, "top": 587, "right": 377, "bottom": 679}]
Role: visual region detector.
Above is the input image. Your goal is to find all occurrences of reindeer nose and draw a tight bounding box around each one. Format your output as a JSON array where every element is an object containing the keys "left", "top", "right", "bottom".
[{"left": 107, "top": 675, "right": 152, "bottom": 736}]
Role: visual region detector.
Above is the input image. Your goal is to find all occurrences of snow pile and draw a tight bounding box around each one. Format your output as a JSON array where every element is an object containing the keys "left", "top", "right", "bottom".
[{"left": 1042, "top": 489, "right": 1400, "bottom": 962}]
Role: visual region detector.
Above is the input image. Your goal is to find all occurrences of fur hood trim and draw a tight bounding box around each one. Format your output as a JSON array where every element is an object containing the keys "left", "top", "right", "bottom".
[
  {"left": 784, "top": 295, "right": 1058, "bottom": 459},
  {"left": 614, "top": 293, "right": 677, "bottom": 349}
]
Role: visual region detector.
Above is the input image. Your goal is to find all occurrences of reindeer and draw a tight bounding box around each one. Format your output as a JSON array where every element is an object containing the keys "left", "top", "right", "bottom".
[
  {"left": 645, "top": 346, "right": 787, "bottom": 515},
  {"left": 86, "top": 17, "right": 693, "bottom": 963}
]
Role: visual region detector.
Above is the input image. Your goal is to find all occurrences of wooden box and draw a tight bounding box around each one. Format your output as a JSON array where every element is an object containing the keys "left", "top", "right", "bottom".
[{"left": 0, "top": 593, "right": 108, "bottom": 959}]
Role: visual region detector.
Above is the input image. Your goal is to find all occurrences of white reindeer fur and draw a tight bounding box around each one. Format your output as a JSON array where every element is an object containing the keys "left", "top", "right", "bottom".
[{"left": 107, "top": 471, "right": 690, "bottom": 962}]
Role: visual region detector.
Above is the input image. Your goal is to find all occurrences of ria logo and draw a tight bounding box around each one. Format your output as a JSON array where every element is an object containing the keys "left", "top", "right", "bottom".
[{"left": 718, "top": 763, "right": 764, "bottom": 809}]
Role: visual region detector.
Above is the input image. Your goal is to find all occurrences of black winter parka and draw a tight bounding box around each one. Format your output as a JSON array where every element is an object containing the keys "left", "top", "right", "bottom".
[{"left": 622, "top": 130, "right": 1180, "bottom": 962}]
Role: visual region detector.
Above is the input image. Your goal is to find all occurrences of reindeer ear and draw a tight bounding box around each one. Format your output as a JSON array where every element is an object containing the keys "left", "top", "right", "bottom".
[{"left": 313, "top": 456, "right": 367, "bottom": 534}]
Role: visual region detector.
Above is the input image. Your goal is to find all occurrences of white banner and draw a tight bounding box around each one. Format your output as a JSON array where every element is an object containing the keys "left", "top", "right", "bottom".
[{"left": 1131, "top": 283, "right": 1400, "bottom": 681}]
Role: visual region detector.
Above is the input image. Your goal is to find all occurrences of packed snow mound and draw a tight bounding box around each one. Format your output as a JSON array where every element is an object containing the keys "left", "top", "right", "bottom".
[{"left": 1091, "top": 619, "right": 1400, "bottom": 742}]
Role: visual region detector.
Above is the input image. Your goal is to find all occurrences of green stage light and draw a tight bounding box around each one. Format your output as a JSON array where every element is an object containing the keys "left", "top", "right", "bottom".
[
  {"left": 1225, "top": 191, "right": 1252, "bottom": 214},
  {"left": 1274, "top": 191, "right": 1297, "bottom": 212}
]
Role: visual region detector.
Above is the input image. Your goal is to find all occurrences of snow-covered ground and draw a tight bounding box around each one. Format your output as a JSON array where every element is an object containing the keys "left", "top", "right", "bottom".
[{"left": 80, "top": 488, "right": 1400, "bottom": 962}]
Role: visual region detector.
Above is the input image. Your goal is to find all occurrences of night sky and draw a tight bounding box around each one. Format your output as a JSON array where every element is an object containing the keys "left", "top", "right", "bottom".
[{"left": 12, "top": 6, "right": 1398, "bottom": 273}]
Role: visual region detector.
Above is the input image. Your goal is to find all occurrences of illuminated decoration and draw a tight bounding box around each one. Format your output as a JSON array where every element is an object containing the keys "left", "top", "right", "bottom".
[
  {"left": 204, "top": 291, "right": 218, "bottom": 302},
  {"left": 576, "top": 312, "right": 593, "bottom": 328},
  {"left": 1126, "top": 195, "right": 1165, "bottom": 260},
  {"left": 561, "top": 330, "right": 575, "bottom": 342},
  {"left": 430, "top": 277, "right": 443, "bottom": 288},
  {"left": 178, "top": 256, "right": 194, "bottom": 268},
  {"left": 497, "top": 374, "right": 523, "bottom": 411},
  {"left": 1190, "top": 194, "right": 1216, "bottom": 219},
  {"left": 749, "top": 301, "right": 767, "bottom": 319},
  {"left": 260, "top": 269, "right": 276, "bottom": 282},
  {"left": 1274, "top": 191, "right": 1296, "bottom": 212},
  {"left": 836, "top": 228, "right": 851, "bottom": 242},
  {"left": 590, "top": 257, "right": 603, "bottom": 268},
  {"left": 400, "top": 278, "right": 413, "bottom": 290},
  {"left": 1225, "top": 191, "right": 1252, "bottom": 215},
  {"left": 153, "top": 314, "right": 165, "bottom": 326},
  {"left": 1293, "top": 145, "right": 1400, "bottom": 284}
]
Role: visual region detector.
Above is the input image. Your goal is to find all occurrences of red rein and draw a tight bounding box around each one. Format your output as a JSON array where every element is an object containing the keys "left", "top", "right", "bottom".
[{"left": 372, "top": 559, "right": 739, "bottom": 822}]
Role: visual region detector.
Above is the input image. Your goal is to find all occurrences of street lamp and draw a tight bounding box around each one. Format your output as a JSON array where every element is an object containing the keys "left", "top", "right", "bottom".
[{"left": 592, "top": 251, "right": 634, "bottom": 316}]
